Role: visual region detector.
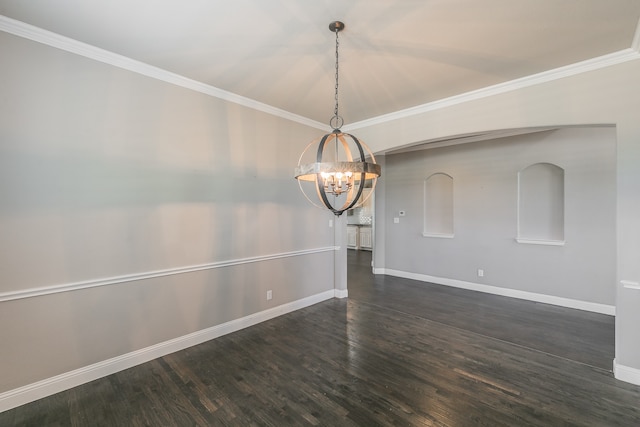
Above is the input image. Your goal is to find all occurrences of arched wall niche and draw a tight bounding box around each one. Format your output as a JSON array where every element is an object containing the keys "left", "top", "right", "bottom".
[
  {"left": 517, "top": 162, "right": 565, "bottom": 244},
  {"left": 423, "top": 172, "right": 454, "bottom": 238}
]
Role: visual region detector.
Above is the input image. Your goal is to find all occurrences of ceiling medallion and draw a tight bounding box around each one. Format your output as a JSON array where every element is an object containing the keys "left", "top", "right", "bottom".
[{"left": 294, "top": 21, "right": 381, "bottom": 216}]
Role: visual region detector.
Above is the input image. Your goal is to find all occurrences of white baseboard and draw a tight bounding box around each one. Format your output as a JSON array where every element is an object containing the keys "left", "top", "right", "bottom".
[
  {"left": 613, "top": 359, "right": 640, "bottom": 385},
  {"left": 377, "top": 268, "right": 615, "bottom": 316},
  {"left": 334, "top": 289, "right": 348, "bottom": 299},
  {"left": 0, "top": 289, "right": 335, "bottom": 413}
]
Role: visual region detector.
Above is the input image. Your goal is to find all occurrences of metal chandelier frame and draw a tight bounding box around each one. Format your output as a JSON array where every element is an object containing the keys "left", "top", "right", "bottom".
[{"left": 294, "top": 21, "right": 381, "bottom": 216}]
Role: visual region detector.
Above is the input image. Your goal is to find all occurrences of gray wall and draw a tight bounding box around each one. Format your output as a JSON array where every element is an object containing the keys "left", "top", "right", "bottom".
[
  {"left": 354, "top": 56, "right": 640, "bottom": 377},
  {"left": 0, "top": 32, "right": 334, "bottom": 393},
  {"left": 383, "top": 128, "right": 616, "bottom": 305},
  {"left": 2, "top": 14, "right": 640, "bottom": 397}
]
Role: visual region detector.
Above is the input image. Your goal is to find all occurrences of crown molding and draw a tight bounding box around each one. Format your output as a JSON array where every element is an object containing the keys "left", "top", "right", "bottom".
[
  {"left": 2, "top": 14, "right": 639, "bottom": 134},
  {"left": 0, "top": 15, "right": 327, "bottom": 131},
  {"left": 343, "top": 48, "right": 640, "bottom": 132}
]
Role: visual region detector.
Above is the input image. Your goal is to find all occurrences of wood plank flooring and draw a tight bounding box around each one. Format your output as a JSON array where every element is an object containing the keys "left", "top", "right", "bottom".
[
  {"left": 1, "top": 250, "right": 638, "bottom": 426},
  {"left": 346, "top": 250, "right": 615, "bottom": 371}
]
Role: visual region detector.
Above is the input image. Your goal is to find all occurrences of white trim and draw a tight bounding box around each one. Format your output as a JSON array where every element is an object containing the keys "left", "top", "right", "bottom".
[
  {"left": 632, "top": 17, "right": 640, "bottom": 52},
  {"left": 379, "top": 268, "right": 615, "bottom": 316},
  {"left": 422, "top": 233, "right": 455, "bottom": 239},
  {"left": 334, "top": 289, "right": 349, "bottom": 299},
  {"left": 0, "top": 15, "right": 328, "bottom": 131},
  {"left": 0, "top": 247, "right": 338, "bottom": 303},
  {"left": 2, "top": 15, "right": 638, "bottom": 135},
  {"left": 343, "top": 49, "right": 640, "bottom": 132},
  {"left": 0, "top": 289, "right": 335, "bottom": 412},
  {"left": 621, "top": 280, "right": 640, "bottom": 290},
  {"left": 613, "top": 359, "right": 640, "bottom": 386},
  {"left": 516, "top": 239, "right": 566, "bottom": 246}
]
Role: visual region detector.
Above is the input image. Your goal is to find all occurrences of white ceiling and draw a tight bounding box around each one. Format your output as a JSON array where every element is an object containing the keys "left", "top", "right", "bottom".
[{"left": 1, "top": 0, "right": 640, "bottom": 128}]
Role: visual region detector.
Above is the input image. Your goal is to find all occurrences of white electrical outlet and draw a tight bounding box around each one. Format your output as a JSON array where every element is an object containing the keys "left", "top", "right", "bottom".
[
  {"left": 477, "top": 269, "right": 484, "bottom": 277},
  {"left": 267, "top": 290, "right": 273, "bottom": 300},
  {"left": 394, "top": 217, "right": 400, "bottom": 223}
]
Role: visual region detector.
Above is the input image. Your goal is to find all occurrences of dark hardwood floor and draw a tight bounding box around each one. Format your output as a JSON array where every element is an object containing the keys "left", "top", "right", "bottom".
[
  {"left": 346, "top": 250, "right": 615, "bottom": 371},
  {"left": 2, "top": 250, "right": 638, "bottom": 426}
]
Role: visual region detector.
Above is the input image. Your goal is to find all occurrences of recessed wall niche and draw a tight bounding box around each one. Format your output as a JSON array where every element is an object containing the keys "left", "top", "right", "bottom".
[
  {"left": 517, "top": 162, "right": 565, "bottom": 244},
  {"left": 423, "top": 173, "right": 454, "bottom": 237}
]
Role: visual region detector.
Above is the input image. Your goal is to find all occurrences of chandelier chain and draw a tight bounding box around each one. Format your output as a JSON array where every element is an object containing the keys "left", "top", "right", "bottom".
[
  {"left": 333, "top": 26, "right": 340, "bottom": 122},
  {"left": 294, "top": 21, "right": 381, "bottom": 216}
]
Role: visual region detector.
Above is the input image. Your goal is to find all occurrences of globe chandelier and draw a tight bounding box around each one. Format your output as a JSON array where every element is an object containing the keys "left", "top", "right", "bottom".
[{"left": 294, "top": 21, "right": 381, "bottom": 216}]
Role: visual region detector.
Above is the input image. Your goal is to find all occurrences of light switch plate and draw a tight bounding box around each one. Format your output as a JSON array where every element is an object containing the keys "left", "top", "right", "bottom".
[{"left": 394, "top": 217, "right": 400, "bottom": 223}]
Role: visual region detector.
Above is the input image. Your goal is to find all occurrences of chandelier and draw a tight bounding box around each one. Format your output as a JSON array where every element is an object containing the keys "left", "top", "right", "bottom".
[{"left": 294, "top": 21, "right": 381, "bottom": 216}]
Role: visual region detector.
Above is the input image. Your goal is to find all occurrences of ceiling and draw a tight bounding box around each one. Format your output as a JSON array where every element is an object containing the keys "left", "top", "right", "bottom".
[{"left": 1, "top": 0, "right": 639, "bottom": 128}]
